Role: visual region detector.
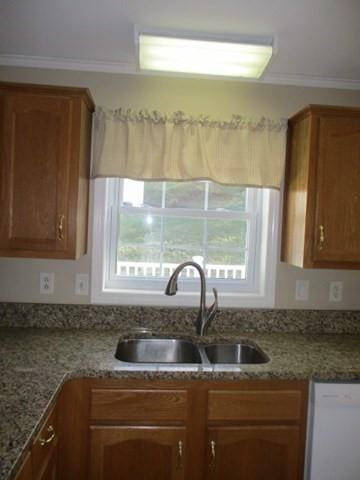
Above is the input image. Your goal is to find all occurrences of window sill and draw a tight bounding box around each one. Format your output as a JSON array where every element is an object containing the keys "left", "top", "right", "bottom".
[{"left": 90, "top": 287, "right": 275, "bottom": 308}]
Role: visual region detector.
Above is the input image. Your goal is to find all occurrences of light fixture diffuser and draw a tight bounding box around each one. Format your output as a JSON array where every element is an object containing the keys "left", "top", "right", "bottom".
[{"left": 138, "top": 33, "right": 273, "bottom": 79}]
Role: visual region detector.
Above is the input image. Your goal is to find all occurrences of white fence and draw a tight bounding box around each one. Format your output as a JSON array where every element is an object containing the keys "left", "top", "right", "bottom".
[{"left": 117, "top": 261, "right": 246, "bottom": 279}]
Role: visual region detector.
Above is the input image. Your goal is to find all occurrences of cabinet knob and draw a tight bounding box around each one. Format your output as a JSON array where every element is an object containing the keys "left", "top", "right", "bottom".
[
  {"left": 58, "top": 214, "right": 65, "bottom": 240},
  {"left": 209, "top": 440, "right": 216, "bottom": 468},
  {"left": 318, "top": 225, "right": 325, "bottom": 250},
  {"left": 39, "top": 425, "right": 56, "bottom": 446},
  {"left": 176, "top": 440, "right": 184, "bottom": 469}
]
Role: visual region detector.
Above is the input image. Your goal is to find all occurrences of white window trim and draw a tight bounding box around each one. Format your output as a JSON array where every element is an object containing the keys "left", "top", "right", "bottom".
[{"left": 90, "top": 178, "right": 279, "bottom": 308}]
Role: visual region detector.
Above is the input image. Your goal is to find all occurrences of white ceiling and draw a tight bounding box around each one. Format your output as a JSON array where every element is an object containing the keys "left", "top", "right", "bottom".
[{"left": 1, "top": 0, "right": 360, "bottom": 89}]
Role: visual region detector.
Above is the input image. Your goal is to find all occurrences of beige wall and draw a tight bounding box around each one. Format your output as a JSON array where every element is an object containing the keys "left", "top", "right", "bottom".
[{"left": 1, "top": 66, "right": 360, "bottom": 309}]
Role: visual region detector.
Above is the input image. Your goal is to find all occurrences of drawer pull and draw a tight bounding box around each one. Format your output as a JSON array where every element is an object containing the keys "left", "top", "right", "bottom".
[
  {"left": 39, "top": 425, "right": 56, "bottom": 446},
  {"left": 209, "top": 440, "right": 216, "bottom": 468},
  {"left": 176, "top": 440, "right": 183, "bottom": 469}
]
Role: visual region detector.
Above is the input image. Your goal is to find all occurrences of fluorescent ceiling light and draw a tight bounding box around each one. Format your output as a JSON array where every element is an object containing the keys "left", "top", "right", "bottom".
[{"left": 138, "top": 33, "right": 273, "bottom": 79}]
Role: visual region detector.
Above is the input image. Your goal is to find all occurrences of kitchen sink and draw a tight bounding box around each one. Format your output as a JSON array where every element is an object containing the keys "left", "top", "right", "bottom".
[
  {"left": 115, "top": 337, "right": 269, "bottom": 366},
  {"left": 115, "top": 338, "right": 202, "bottom": 364},
  {"left": 203, "top": 342, "right": 269, "bottom": 364}
]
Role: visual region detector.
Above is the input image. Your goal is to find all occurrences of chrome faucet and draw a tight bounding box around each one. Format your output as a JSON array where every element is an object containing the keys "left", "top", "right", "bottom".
[{"left": 165, "top": 261, "right": 219, "bottom": 336}]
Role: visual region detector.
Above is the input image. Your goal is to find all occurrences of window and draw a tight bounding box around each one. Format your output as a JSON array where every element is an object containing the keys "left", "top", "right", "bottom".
[{"left": 91, "top": 178, "right": 279, "bottom": 307}]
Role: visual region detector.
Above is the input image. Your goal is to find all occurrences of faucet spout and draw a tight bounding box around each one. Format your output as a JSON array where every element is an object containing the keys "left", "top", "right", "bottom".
[{"left": 164, "top": 261, "right": 219, "bottom": 336}]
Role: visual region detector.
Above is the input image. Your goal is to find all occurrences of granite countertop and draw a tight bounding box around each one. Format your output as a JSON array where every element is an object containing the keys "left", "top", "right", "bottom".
[{"left": 2, "top": 327, "right": 360, "bottom": 480}]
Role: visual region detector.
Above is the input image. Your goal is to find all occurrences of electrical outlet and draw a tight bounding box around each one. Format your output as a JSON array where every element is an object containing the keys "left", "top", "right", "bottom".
[
  {"left": 329, "top": 281, "right": 343, "bottom": 302},
  {"left": 295, "top": 280, "right": 309, "bottom": 301},
  {"left": 75, "top": 274, "right": 89, "bottom": 296},
  {"left": 40, "top": 272, "right": 54, "bottom": 295}
]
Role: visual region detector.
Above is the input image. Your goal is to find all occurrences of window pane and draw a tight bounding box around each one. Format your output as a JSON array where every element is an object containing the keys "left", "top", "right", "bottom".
[
  {"left": 117, "top": 245, "right": 160, "bottom": 263},
  {"left": 122, "top": 179, "right": 145, "bottom": 206},
  {"left": 117, "top": 246, "right": 161, "bottom": 276},
  {"left": 207, "top": 250, "right": 247, "bottom": 279},
  {"left": 162, "top": 247, "right": 205, "bottom": 265},
  {"left": 143, "top": 182, "right": 163, "bottom": 207},
  {"left": 207, "top": 219, "right": 247, "bottom": 249},
  {"left": 163, "top": 217, "right": 204, "bottom": 247},
  {"left": 112, "top": 179, "right": 258, "bottom": 284},
  {"left": 165, "top": 182, "right": 205, "bottom": 209},
  {"left": 118, "top": 214, "right": 161, "bottom": 245},
  {"left": 208, "top": 183, "right": 246, "bottom": 211}
]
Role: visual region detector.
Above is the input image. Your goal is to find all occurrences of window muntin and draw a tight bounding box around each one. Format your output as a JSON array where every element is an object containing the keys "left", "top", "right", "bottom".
[{"left": 105, "top": 178, "right": 262, "bottom": 292}]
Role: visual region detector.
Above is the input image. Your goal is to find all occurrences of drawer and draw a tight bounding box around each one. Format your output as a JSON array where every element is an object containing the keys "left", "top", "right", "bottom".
[
  {"left": 208, "top": 390, "right": 303, "bottom": 422},
  {"left": 91, "top": 389, "right": 188, "bottom": 422},
  {"left": 31, "top": 404, "right": 58, "bottom": 479}
]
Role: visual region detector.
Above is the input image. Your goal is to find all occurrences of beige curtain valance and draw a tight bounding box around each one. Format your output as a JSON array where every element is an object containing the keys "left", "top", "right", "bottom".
[{"left": 92, "top": 108, "right": 287, "bottom": 189}]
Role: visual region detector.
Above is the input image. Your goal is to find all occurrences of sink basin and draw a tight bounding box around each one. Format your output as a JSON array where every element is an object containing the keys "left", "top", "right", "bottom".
[
  {"left": 204, "top": 343, "right": 269, "bottom": 364},
  {"left": 115, "top": 338, "right": 202, "bottom": 364}
]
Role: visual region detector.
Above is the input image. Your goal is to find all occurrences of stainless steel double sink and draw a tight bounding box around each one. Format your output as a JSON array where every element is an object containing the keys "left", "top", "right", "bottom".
[{"left": 115, "top": 337, "right": 269, "bottom": 366}]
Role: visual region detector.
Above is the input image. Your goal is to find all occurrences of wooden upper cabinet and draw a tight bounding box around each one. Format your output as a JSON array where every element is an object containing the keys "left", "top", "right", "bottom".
[
  {"left": 0, "top": 82, "right": 94, "bottom": 259},
  {"left": 281, "top": 105, "right": 360, "bottom": 268}
]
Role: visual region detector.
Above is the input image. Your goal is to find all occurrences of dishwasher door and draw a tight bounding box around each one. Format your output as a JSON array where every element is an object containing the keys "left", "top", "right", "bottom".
[{"left": 306, "top": 382, "right": 360, "bottom": 480}]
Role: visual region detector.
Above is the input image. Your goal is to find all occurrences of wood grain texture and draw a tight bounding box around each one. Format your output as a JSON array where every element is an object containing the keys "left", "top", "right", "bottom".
[
  {"left": 14, "top": 453, "right": 33, "bottom": 480},
  {"left": 57, "top": 379, "right": 91, "bottom": 480},
  {"left": 207, "top": 426, "right": 301, "bottom": 480},
  {"left": 208, "top": 390, "right": 303, "bottom": 422},
  {"left": 314, "top": 116, "right": 360, "bottom": 263},
  {"left": 34, "top": 447, "right": 58, "bottom": 480},
  {"left": 282, "top": 104, "right": 360, "bottom": 269},
  {"left": 281, "top": 117, "right": 311, "bottom": 266},
  {"left": 0, "top": 82, "right": 93, "bottom": 259},
  {"left": 91, "top": 389, "right": 188, "bottom": 422},
  {"left": 75, "top": 100, "right": 92, "bottom": 257},
  {"left": 90, "top": 426, "right": 186, "bottom": 480}
]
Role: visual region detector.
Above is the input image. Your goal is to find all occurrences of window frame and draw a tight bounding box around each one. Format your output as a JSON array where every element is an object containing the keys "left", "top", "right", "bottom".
[{"left": 90, "top": 178, "right": 279, "bottom": 308}]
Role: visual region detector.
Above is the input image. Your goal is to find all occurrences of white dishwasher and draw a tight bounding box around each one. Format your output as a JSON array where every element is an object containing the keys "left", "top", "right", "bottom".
[{"left": 306, "top": 381, "right": 360, "bottom": 480}]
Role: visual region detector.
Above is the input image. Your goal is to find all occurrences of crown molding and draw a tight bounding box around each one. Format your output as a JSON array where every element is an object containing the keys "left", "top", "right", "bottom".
[
  {"left": 0, "top": 54, "right": 135, "bottom": 74},
  {"left": 262, "top": 73, "right": 360, "bottom": 90},
  {"left": 1, "top": 54, "right": 360, "bottom": 90}
]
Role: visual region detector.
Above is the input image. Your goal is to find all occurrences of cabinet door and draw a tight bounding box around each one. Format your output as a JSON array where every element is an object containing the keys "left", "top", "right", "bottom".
[
  {"left": 90, "top": 426, "right": 186, "bottom": 480},
  {"left": 0, "top": 91, "right": 72, "bottom": 256},
  {"left": 206, "top": 426, "right": 301, "bottom": 480},
  {"left": 314, "top": 116, "right": 360, "bottom": 264},
  {"left": 35, "top": 448, "right": 58, "bottom": 480},
  {"left": 15, "top": 453, "right": 33, "bottom": 480}
]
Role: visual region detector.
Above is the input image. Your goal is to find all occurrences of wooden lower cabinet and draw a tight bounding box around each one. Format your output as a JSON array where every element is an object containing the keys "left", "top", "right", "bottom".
[
  {"left": 35, "top": 448, "right": 58, "bottom": 480},
  {"left": 206, "top": 426, "right": 301, "bottom": 480},
  {"left": 14, "top": 453, "right": 33, "bottom": 480},
  {"left": 90, "top": 426, "right": 186, "bottom": 480},
  {"left": 13, "top": 404, "right": 58, "bottom": 480},
  {"left": 55, "top": 379, "right": 308, "bottom": 480},
  {"left": 31, "top": 403, "right": 58, "bottom": 480}
]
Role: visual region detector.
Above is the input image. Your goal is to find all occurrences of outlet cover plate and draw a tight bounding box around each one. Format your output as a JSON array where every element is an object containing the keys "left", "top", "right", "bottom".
[
  {"left": 40, "top": 272, "right": 54, "bottom": 295},
  {"left": 329, "top": 281, "right": 343, "bottom": 302}
]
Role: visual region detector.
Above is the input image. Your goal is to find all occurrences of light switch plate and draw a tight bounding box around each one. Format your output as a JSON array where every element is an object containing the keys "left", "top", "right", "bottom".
[
  {"left": 40, "top": 272, "right": 54, "bottom": 295},
  {"left": 75, "top": 274, "right": 89, "bottom": 296},
  {"left": 295, "top": 280, "right": 309, "bottom": 301}
]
